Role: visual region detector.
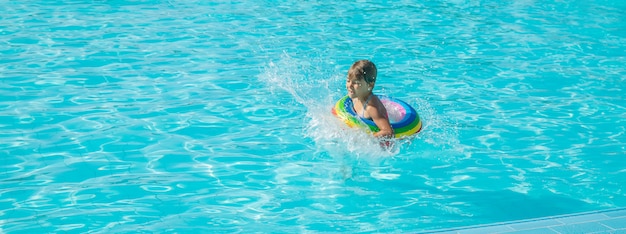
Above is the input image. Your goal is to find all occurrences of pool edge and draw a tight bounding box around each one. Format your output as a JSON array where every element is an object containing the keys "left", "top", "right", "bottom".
[{"left": 420, "top": 207, "right": 626, "bottom": 233}]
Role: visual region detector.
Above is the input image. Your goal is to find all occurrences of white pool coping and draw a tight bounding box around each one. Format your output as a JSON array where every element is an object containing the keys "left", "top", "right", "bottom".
[{"left": 421, "top": 207, "right": 626, "bottom": 234}]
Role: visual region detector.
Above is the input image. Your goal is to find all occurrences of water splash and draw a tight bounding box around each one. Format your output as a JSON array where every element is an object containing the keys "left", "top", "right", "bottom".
[
  {"left": 259, "top": 53, "right": 464, "bottom": 163},
  {"left": 259, "top": 53, "right": 401, "bottom": 160}
]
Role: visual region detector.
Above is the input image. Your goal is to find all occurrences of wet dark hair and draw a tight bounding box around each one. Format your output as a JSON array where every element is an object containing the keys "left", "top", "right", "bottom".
[{"left": 348, "top": 60, "right": 377, "bottom": 85}]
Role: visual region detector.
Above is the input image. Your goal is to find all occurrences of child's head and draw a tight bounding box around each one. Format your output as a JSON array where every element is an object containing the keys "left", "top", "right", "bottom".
[{"left": 348, "top": 60, "right": 378, "bottom": 90}]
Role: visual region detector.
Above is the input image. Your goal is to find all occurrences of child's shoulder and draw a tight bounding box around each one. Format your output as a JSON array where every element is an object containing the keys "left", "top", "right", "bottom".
[{"left": 369, "top": 95, "right": 385, "bottom": 108}]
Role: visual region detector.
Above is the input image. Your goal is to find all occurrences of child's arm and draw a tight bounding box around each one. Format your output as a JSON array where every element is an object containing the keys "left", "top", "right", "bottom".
[{"left": 369, "top": 99, "right": 394, "bottom": 138}]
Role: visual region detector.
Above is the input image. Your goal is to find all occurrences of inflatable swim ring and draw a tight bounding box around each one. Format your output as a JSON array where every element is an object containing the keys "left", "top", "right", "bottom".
[{"left": 331, "top": 95, "right": 422, "bottom": 138}]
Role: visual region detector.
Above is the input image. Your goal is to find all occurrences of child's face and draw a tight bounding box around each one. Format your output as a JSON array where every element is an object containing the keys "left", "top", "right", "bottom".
[{"left": 346, "top": 76, "right": 370, "bottom": 98}]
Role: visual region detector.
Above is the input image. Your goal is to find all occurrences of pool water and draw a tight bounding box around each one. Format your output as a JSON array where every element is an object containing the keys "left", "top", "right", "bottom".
[{"left": 1, "top": 0, "right": 625, "bottom": 233}]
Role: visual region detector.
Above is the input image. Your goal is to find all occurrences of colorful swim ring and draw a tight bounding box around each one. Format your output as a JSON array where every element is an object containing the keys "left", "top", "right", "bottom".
[{"left": 331, "top": 95, "right": 423, "bottom": 138}]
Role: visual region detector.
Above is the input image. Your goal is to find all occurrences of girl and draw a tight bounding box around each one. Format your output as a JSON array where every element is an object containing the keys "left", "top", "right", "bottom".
[{"left": 345, "top": 60, "right": 394, "bottom": 139}]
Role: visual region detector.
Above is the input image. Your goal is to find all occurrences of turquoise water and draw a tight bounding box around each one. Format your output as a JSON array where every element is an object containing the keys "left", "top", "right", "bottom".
[{"left": 1, "top": 0, "right": 625, "bottom": 233}]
